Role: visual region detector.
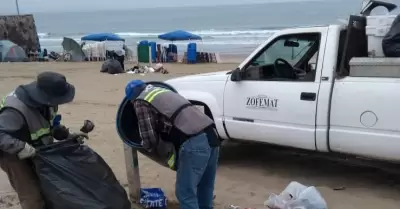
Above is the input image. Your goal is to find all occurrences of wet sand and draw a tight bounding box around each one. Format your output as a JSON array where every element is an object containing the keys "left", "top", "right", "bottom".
[{"left": 0, "top": 62, "right": 400, "bottom": 209}]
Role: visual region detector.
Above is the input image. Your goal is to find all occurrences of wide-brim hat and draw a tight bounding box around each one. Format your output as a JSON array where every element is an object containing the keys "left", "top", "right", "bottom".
[{"left": 23, "top": 71, "right": 75, "bottom": 106}]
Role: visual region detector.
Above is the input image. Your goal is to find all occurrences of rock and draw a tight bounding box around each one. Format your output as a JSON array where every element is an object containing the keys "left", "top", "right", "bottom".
[{"left": 0, "top": 14, "right": 40, "bottom": 53}]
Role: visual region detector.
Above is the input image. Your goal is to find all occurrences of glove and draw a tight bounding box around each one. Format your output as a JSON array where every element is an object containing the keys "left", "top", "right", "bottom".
[{"left": 17, "top": 143, "right": 36, "bottom": 160}]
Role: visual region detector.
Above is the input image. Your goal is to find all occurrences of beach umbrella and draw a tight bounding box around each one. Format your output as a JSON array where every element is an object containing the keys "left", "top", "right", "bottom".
[
  {"left": 81, "top": 33, "right": 125, "bottom": 42},
  {"left": 62, "top": 37, "right": 86, "bottom": 61},
  {"left": 158, "top": 30, "right": 202, "bottom": 41}
]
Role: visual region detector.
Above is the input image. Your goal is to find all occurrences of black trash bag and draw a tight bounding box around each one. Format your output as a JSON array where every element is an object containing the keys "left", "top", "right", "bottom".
[
  {"left": 382, "top": 14, "right": 400, "bottom": 57},
  {"left": 32, "top": 139, "right": 131, "bottom": 209}
]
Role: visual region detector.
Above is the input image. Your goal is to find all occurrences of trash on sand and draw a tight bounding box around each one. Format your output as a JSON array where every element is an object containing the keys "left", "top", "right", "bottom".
[
  {"left": 228, "top": 204, "right": 240, "bottom": 209},
  {"left": 126, "top": 63, "right": 169, "bottom": 74},
  {"left": 332, "top": 186, "right": 346, "bottom": 191},
  {"left": 264, "top": 181, "right": 328, "bottom": 209},
  {"left": 140, "top": 188, "right": 168, "bottom": 209}
]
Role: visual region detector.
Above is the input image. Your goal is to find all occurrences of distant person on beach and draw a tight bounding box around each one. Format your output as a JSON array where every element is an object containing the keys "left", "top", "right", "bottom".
[
  {"left": 115, "top": 49, "right": 125, "bottom": 70},
  {"left": 125, "top": 80, "right": 221, "bottom": 209},
  {"left": 0, "top": 72, "right": 84, "bottom": 209}
]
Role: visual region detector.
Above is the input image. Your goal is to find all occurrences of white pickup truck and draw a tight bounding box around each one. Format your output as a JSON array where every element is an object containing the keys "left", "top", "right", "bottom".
[{"left": 166, "top": 14, "right": 400, "bottom": 163}]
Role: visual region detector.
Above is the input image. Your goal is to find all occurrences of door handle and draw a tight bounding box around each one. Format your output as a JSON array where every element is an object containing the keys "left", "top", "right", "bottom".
[{"left": 300, "top": 92, "right": 316, "bottom": 101}]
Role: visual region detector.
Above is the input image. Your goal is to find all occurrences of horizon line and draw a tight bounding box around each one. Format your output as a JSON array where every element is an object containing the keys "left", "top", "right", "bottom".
[{"left": 17, "top": 0, "right": 329, "bottom": 15}]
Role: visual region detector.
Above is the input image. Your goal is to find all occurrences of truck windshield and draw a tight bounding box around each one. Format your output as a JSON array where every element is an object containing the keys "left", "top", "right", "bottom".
[{"left": 254, "top": 35, "right": 318, "bottom": 66}]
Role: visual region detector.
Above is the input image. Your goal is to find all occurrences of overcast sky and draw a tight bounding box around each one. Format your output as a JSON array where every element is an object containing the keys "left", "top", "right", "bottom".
[
  {"left": 0, "top": 0, "right": 355, "bottom": 14},
  {"left": 1, "top": 0, "right": 399, "bottom": 14}
]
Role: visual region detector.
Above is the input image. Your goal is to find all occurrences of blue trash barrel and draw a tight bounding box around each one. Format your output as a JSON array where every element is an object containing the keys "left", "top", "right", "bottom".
[{"left": 187, "top": 43, "right": 197, "bottom": 64}]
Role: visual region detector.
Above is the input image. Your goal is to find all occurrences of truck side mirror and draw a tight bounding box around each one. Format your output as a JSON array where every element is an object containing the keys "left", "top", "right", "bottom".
[{"left": 230, "top": 68, "right": 242, "bottom": 82}]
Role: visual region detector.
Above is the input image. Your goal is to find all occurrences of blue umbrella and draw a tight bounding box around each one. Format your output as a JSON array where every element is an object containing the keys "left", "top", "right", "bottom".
[
  {"left": 81, "top": 33, "right": 125, "bottom": 41},
  {"left": 158, "top": 30, "right": 202, "bottom": 41}
]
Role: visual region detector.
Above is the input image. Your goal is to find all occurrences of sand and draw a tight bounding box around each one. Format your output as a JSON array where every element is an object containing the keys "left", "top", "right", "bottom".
[{"left": 0, "top": 62, "right": 400, "bottom": 209}]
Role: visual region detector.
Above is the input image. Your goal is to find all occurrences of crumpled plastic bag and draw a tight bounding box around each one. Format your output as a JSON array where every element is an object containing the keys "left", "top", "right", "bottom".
[
  {"left": 264, "top": 181, "right": 327, "bottom": 209},
  {"left": 140, "top": 188, "right": 168, "bottom": 209}
]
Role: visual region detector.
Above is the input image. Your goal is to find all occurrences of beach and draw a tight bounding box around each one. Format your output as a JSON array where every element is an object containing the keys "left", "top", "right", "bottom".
[{"left": 0, "top": 61, "right": 400, "bottom": 209}]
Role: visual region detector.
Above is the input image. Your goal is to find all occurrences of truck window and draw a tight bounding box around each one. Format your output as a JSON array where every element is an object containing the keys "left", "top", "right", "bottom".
[{"left": 242, "top": 33, "right": 320, "bottom": 82}]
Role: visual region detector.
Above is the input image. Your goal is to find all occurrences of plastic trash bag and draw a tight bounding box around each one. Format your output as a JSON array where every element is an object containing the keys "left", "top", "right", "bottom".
[
  {"left": 264, "top": 181, "right": 327, "bottom": 209},
  {"left": 140, "top": 188, "right": 168, "bottom": 209},
  {"left": 33, "top": 139, "right": 131, "bottom": 209},
  {"left": 383, "top": 14, "right": 400, "bottom": 57}
]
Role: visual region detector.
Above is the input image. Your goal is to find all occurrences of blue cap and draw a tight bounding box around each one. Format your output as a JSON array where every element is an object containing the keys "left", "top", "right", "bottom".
[{"left": 125, "top": 80, "right": 145, "bottom": 100}]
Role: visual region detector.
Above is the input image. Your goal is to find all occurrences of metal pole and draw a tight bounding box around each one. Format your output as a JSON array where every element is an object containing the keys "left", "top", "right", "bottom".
[
  {"left": 15, "top": 0, "right": 20, "bottom": 15},
  {"left": 149, "top": 45, "right": 152, "bottom": 66},
  {"left": 124, "top": 144, "right": 141, "bottom": 203}
]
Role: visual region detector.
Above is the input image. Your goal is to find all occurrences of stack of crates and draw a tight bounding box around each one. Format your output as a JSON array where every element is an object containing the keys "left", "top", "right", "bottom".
[
  {"left": 366, "top": 15, "right": 396, "bottom": 57},
  {"left": 167, "top": 44, "right": 178, "bottom": 62},
  {"left": 148, "top": 42, "right": 157, "bottom": 62}
]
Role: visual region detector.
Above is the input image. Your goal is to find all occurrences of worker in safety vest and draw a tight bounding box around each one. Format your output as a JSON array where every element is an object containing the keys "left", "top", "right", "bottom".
[
  {"left": 0, "top": 72, "right": 77, "bottom": 209},
  {"left": 125, "top": 80, "right": 221, "bottom": 209}
]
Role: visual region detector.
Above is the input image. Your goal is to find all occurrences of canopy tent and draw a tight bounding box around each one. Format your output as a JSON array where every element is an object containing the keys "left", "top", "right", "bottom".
[
  {"left": 62, "top": 37, "right": 86, "bottom": 61},
  {"left": 81, "top": 33, "right": 125, "bottom": 42},
  {"left": 0, "top": 40, "right": 27, "bottom": 62},
  {"left": 158, "top": 30, "right": 202, "bottom": 41}
]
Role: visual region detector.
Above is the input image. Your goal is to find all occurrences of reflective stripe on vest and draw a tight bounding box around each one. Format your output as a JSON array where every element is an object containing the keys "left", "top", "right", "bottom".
[
  {"left": 31, "top": 128, "right": 51, "bottom": 141},
  {"left": 0, "top": 94, "right": 52, "bottom": 142},
  {"left": 143, "top": 88, "right": 169, "bottom": 103},
  {"left": 0, "top": 97, "right": 5, "bottom": 109},
  {"left": 167, "top": 153, "right": 175, "bottom": 169}
]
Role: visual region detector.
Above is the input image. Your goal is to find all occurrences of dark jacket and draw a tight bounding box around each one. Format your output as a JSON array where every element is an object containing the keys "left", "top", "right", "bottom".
[
  {"left": 383, "top": 14, "right": 400, "bottom": 57},
  {"left": 0, "top": 86, "right": 48, "bottom": 154}
]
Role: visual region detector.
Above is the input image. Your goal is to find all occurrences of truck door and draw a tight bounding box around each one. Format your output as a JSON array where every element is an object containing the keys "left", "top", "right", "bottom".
[{"left": 223, "top": 28, "right": 328, "bottom": 150}]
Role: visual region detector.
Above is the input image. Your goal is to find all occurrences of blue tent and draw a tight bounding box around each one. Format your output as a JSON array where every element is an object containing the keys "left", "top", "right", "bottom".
[
  {"left": 81, "top": 33, "right": 125, "bottom": 41},
  {"left": 158, "top": 30, "right": 202, "bottom": 41}
]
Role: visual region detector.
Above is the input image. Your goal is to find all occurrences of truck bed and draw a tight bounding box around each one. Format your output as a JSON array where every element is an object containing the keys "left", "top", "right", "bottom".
[{"left": 350, "top": 57, "right": 400, "bottom": 78}]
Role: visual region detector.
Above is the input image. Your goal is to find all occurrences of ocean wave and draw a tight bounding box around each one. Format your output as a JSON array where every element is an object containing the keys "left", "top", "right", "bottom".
[
  {"left": 40, "top": 37, "right": 80, "bottom": 42},
  {"left": 38, "top": 29, "right": 277, "bottom": 39},
  {"left": 154, "top": 40, "right": 265, "bottom": 45},
  {"left": 39, "top": 39, "right": 264, "bottom": 46},
  {"left": 114, "top": 29, "right": 277, "bottom": 37},
  {"left": 37, "top": 32, "right": 52, "bottom": 38}
]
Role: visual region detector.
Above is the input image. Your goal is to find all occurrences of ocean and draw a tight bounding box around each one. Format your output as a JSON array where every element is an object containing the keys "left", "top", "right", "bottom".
[{"left": 34, "top": 0, "right": 382, "bottom": 55}]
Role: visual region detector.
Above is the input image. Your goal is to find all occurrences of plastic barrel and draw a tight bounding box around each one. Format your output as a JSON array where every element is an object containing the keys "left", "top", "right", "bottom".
[
  {"left": 137, "top": 40, "right": 149, "bottom": 63},
  {"left": 187, "top": 43, "right": 197, "bottom": 64}
]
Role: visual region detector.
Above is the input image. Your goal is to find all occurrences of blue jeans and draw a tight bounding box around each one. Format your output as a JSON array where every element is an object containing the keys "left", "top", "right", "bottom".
[{"left": 175, "top": 133, "right": 220, "bottom": 209}]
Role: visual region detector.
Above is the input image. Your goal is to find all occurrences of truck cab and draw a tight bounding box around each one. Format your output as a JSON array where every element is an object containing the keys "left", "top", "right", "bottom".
[
  {"left": 223, "top": 25, "right": 343, "bottom": 151},
  {"left": 166, "top": 11, "right": 400, "bottom": 163}
]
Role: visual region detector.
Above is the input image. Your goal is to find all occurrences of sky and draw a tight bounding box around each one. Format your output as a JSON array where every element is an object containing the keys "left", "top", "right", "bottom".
[
  {"left": 1, "top": 0, "right": 399, "bottom": 14},
  {"left": 0, "top": 0, "right": 362, "bottom": 14}
]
